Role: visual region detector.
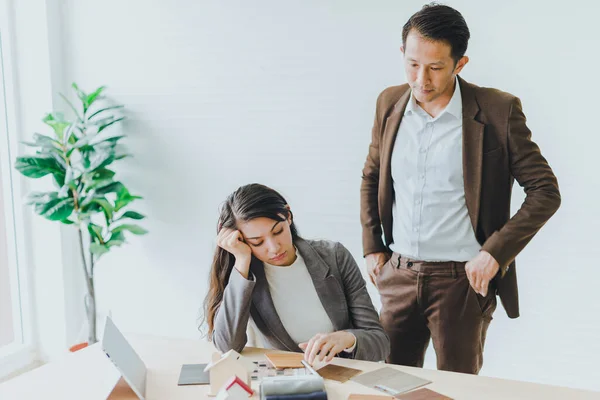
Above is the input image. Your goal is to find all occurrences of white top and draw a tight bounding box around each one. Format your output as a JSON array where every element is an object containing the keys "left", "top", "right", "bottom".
[
  {"left": 262, "top": 250, "right": 335, "bottom": 344},
  {"left": 246, "top": 249, "right": 356, "bottom": 352},
  {"left": 390, "top": 78, "right": 481, "bottom": 261}
]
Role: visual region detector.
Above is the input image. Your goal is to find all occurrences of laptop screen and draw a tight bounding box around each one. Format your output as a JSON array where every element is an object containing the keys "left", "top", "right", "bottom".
[{"left": 101, "top": 317, "right": 147, "bottom": 400}]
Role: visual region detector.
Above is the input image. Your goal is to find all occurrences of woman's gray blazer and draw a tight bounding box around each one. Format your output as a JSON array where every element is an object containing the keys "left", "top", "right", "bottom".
[{"left": 211, "top": 237, "right": 390, "bottom": 362}]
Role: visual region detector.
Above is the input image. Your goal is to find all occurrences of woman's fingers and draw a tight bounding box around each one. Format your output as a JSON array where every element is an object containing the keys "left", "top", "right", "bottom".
[
  {"left": 317, "top": 341, "right": 335, "bottom": 363},
  {"left": 324, "top": 344, "right": 344, "bottom": 363}
]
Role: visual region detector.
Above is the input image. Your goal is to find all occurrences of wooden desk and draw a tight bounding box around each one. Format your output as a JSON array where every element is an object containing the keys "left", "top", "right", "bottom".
[{"left": 0, "top": 334, "right": 598, "bottom": 400}]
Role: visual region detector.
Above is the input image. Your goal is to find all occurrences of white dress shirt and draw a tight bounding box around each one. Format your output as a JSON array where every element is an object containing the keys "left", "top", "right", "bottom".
[{"left": 389, "top": 78, "right": 481, "bottom": 261}]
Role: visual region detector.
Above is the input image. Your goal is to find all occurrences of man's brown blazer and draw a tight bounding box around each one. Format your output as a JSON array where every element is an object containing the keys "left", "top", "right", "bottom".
[{"left": 360, "top": 76, "right": 561, "bottom": 318}]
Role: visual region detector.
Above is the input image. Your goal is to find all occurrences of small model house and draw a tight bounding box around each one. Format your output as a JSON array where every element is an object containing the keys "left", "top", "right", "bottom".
[
  {"left": 204, "top": 349, "right": 255, "bottom": 396},
  {"left": 215, "top": 375, "right": 254, "bottom": 400}
]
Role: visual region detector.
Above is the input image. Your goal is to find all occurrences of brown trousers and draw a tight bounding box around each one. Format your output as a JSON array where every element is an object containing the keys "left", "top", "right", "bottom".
[{"left": 377, "top": 253, "right": 496, "bottom": 374}]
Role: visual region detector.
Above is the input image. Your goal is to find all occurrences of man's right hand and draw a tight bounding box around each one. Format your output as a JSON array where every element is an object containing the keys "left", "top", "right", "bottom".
[{"left": 366, "top": 252, "right": 390, "bottom": 287}]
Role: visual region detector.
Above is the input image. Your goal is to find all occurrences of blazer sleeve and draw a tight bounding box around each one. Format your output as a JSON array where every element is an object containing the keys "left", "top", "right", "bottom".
[
  {"left": 360, "top": 91, "right": 387, "bottom": 257},
  {"left": 335, "top": 242, "right": 391, "bottom": 361},
  {"left": 482, "top": 97, "right": 561, "bottom": 275},
  {"left": 211, "top": 269, "right": 256, "bottom": 353}
]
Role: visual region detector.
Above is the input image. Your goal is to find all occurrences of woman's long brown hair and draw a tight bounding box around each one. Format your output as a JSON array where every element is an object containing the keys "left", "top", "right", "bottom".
[{"left": 200, "top": 184, "right": 299, "bottom": 339}]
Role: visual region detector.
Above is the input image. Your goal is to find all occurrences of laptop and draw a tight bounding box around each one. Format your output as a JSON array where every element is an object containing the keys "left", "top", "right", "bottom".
[{"left": 101, "top": 316, "right": 147, "bottom": 400}]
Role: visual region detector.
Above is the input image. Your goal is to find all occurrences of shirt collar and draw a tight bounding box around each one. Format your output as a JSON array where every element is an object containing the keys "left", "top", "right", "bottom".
[{"left": 405, "top": 76, "right": 462, "bottom": 119}]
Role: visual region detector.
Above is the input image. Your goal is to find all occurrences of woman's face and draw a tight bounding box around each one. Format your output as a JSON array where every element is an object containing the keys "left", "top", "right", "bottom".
[{"left": 237, "top": 214, "right": 296, "bottom": 266}]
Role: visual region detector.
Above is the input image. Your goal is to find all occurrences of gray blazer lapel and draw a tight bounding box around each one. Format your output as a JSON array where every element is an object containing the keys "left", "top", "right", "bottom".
[
  {"left": 295, "top": 238, "right": 349, "bottom": 331},
  {"left": 249, "top": 258, "right": 300, "bottom": 351}
]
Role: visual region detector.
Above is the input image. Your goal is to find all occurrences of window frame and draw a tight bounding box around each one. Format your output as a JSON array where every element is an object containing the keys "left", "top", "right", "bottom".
[{"left": 0, "top": 0, "right": 38, "bottom": 380}]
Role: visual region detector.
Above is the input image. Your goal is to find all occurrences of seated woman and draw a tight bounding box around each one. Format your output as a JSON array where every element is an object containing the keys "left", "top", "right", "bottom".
[{"left": 203, "top": 183, "right": 390, "bottom": 364}]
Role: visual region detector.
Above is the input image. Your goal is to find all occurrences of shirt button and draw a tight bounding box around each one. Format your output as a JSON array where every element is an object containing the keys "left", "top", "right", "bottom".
[
  {"left": 419, "top": 148, "right": 426, "bottom": 153},
  {"left": 415, "top": 199, "right": 421, "bottom": 205},
  {"left": 413, "top": 227, "right": 418, "bottom": 232},
  {"left": 420, "top": 174, "right": 425, "bottom": 179}
]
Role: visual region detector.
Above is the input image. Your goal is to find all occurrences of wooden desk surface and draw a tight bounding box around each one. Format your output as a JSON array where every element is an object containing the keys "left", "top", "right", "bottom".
[{"left": 0, "top": 334, "right": 598, "bottom": 400}]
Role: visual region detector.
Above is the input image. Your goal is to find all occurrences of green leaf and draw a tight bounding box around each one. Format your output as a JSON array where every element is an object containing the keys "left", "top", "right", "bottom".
[
  {"left": 48, "top": 152, "right": 68, "bottom": 170},
  {"left": 86, "top": 178, "right": 114, "bottom": 191},
  {"left": 61, "top": 219, "right": 74, "bottom": 225},
  {"left": 93, "top": 168, "right": 116, "bottom": 181},
  {"left": 79, "top": 195, "right": 100, "bottom": 211},
  {"left": 68, "top": 131, "right": 78, "bottom": 145},
  {"left": 73, "top": 131, "right": 124, "bottom": 149},
  {"left": 114, "top": 150, "right": 129, "bottom": 160},
  {"left": 86, "top": 147, "right": 115, "bottom": 172},
  {"left": 42, "top": 113, "right": 70, "bottom": 140},
  {"left": 90, "top": 198, "right": 114, "bottom": 222},
  {"left": 26, "top": 191, "right": 58, "bottom": 205},
  {"left": 111, "top": 223, "right": 148, "bottom": 235},
  {"left": 95, "top": 181, "right": 125, "bottom": 195},
  {"left": 97, "top": 117, "right": 125, "bottom": 134},
  {"left": 35, "top": 197, "right": 74, "bottom": 221},
  {"left": 106, "top": 230, "right": 126, "bottom": 247},
  {"left": 85, "top": 86, "right": 106, "bottom": 109},
  {"left": 57, "top": 182, "right": 70, "bottom": 198},
  {"left": 87, "top": 105, "right": 124, "bottom": 120},
  {"left": 81, "top": 151, "right": 91, "bottom": 169},
  {"left": 52, "top": 172, "right": 66, "bottom": 187},
  {"left": 63, "top": 166, "right": 75, "bottom": 185},
  {"left": 88, "top": 115, "right": 116, "bottom": 127},
  {"left": 15, "top": 156, "right": 65, "bottom": 180},
  {"left": 119, "top": 211, "right": 145, "bottom": 220},
  {"left": 89, "top": 242, "right": 109, "bottom": 256},
  {"left": 87, "top": 223, "right": 104, "bottom": 243},
  {"left": 114, "top": 193, "right": 142, "bottom": 212},
  {"left": 60, "top": 123, "right": 76, "bottom": 148},
  {"left": 72, "top": 83, "right": 87, "bottom": 104},
  {"left": 94, "top": 135, "right": 125, "bottom": 146},
  {"left": 21, "top": 133, "right": 61, "bottom": 150}
]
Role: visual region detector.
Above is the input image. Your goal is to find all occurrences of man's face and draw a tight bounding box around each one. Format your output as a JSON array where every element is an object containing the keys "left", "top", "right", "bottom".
[{"left": 401, "top": 29, "right": 468, "bottom": 106}]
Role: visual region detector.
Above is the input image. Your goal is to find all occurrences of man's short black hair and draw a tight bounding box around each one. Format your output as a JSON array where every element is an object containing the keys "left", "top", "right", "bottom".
[{"left": 402, "top": 3, "right": 470, "bottom": 64}]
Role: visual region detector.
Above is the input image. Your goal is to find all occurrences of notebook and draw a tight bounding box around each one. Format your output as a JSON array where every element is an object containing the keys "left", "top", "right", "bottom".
[
  {"left": 351, "top": 367, "right": 431, "bottom": 396},
  {"left": 177, "top": 364, "right": 210, "bottom": 385}
]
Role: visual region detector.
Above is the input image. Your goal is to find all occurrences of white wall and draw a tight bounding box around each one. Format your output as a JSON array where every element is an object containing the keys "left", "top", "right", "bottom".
[{"left": 27, "top": 0, "right": 600, "bottom": 392}]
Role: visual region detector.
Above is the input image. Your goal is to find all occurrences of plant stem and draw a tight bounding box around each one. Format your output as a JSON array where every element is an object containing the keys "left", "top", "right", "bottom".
[{"left": 78, "top": 227, "right": 97, "bottom": 344}]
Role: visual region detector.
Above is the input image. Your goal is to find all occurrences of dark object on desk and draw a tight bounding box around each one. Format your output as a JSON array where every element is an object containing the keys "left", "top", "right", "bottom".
[
  {"left": 316, "top": 364, "right": 362, "bottom": 383},
  {"left": 351, "top": 367, "right": 431, "bottom": 396},
  {"left": 177, "top": 363, "right": 210, "bottom": 385},
  {"left": 395, "top": 388, "right": 453, "bottom": 399},
  {"left": 265, "top": 390, "right": 328, "bottom": 400}
]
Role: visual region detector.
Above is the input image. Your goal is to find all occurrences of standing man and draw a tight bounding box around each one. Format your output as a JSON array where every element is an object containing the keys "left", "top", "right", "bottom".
[{"left": 360, "top": 4, "right": 560, "bottom": 374}]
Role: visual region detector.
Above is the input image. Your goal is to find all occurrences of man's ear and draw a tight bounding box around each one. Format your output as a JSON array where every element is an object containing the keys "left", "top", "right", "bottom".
[{"left": 454, "top": 55, "right": 469, "bottom": 75}]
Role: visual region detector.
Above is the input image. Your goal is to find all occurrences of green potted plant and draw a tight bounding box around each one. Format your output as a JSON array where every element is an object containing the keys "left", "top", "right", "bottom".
[{"left": 14, "top": 83, "right": 147, "bottom": 345}]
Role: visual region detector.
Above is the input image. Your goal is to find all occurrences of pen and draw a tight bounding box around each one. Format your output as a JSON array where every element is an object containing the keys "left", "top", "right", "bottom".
[{"left": 301, "top": 360, "right": 319, "bottom": 376}]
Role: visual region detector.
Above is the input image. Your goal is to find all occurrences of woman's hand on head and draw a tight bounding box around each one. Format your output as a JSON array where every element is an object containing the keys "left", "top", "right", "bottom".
[{"left": 217, "top": 228, "right": 252, "bottom": 262}]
